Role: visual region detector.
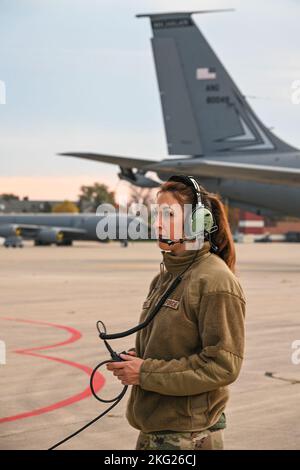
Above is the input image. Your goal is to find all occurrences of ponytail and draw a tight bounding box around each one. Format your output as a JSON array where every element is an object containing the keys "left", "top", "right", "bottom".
[{"left": 208, "top": 193, "right": 236, "bottom": 274}]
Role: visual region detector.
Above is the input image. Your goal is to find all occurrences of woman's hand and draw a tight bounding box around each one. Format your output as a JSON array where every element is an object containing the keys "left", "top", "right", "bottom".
[
  {"left": 105, "top": 353, "right": 144, "bottom": 386},
  {"left": 126, "top": 349, "right": 137, "bottom": 357}
]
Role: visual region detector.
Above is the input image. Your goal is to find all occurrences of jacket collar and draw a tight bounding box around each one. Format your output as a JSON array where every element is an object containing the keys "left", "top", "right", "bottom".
[{"left": 161, "top": 240, "right": 211, "bottom": 274}]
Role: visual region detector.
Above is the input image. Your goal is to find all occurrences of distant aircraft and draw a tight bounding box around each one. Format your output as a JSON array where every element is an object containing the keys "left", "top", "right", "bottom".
[
  {"left": 0, "top": 213, "right": 140, "bottom": 247},
  {"left": 60, "top": 10, "right": 300, "bottom": 218}
]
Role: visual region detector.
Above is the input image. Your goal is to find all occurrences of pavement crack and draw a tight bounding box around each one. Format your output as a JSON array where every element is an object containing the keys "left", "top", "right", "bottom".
[{"left": 265, "top": 371, "right": 300, "bottom": 385}]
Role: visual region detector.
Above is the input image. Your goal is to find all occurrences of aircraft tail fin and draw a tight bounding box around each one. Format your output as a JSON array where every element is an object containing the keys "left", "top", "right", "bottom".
[{"left": 137, "top": 10, "right": 296, "bottom": 156}]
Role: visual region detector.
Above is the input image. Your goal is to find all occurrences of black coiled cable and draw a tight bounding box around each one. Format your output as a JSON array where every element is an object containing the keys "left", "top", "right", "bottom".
[
  {"left": 48, "top": 249, "right": 199, "bottom": 450},
  {"left": 48, "top": 322, "right": 129, "bottom": 450}
]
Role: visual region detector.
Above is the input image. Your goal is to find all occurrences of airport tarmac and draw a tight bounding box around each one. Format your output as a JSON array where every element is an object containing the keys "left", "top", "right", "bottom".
[{"left": 0, "top": 241, "right": 299, "bottom": 450}]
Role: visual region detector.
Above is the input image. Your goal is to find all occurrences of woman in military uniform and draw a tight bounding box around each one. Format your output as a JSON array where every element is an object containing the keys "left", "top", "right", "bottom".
[{"left": 106, "top": 175, "right": 246, "bottom": 450}]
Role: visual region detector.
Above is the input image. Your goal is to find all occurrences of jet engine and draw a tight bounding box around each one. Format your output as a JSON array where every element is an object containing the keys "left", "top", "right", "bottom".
[
  {"left": 35, "top": 228, "right": 64, "bottom": 245},
  {"left": 0, "top": 224, "right": 22, "bottom": 237}
]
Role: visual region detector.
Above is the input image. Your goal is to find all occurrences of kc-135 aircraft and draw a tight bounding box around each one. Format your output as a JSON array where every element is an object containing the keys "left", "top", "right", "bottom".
[
  {"left": 60, "top": 10, "right": 300, "bottom": 218},
  {"left": 0, "top": 213, "right": 140, "bottom": 247}
]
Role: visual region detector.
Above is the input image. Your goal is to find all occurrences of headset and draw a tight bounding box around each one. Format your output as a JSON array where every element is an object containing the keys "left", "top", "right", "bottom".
[{"left": 158, "top": 174, "right": 219, "bottom": 252}]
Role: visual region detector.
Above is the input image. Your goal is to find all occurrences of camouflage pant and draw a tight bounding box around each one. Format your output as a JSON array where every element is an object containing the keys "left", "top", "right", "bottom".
[{"left": 135, "top": 429, "right": 224, "bottom": 450}]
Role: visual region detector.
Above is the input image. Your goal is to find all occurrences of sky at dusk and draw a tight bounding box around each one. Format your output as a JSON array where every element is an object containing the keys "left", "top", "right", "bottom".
[{"left": 0, "top": 0, "right": 299, "bottom": 202}]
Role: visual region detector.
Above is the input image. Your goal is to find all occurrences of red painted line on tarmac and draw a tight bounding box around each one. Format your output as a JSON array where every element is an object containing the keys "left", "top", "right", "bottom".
[{"left": 0, "top": 318, "right": 105, "bottom": 423}]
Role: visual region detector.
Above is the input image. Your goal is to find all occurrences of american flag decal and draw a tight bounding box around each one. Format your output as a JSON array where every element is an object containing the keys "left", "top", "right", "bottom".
[{"left": 196, "top": 67, "right": 217, "bottom": 80}]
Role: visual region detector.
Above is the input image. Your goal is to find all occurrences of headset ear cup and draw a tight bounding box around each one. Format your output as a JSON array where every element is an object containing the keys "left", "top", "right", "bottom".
[
  {"left": 191, "top": 207, "right": 214, "bottom": 236},
  {"left": 204, "top": 208, "right": 215, "bottom": 233},
  {"left": 191, "top": 208, "right": 202, "bottom": 234}
]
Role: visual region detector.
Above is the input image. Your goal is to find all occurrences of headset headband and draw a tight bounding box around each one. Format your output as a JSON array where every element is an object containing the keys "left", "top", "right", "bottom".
[{"left": 167, "top": 174, "right": 204, "bottom": 209}]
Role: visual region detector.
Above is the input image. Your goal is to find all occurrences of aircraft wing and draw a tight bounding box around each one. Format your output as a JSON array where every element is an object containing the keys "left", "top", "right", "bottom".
[
  {"left": 59, "top": 152, "right": 157, "bottom": 169},
  {"left": 15, "top": 224, "right": 87, "bottom": 238},
  {"left": 141, "top": 158, "right": 300, "bottom": 187},
  {"left": 59, "top": 152, "right": 161, "bottom": 187},
  {"left": 60, "top": 151, "right": 300, "bottom": 187}
]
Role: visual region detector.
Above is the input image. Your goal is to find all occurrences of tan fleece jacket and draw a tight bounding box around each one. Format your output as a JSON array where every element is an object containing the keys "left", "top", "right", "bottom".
[{"left": 125, "top": 240, "right": 246, "bottom": 433}]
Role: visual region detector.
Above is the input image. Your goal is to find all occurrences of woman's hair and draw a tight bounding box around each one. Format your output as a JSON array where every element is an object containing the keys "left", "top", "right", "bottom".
[{"left": 157, "top": 180, "right": 236, "bottom": 273}]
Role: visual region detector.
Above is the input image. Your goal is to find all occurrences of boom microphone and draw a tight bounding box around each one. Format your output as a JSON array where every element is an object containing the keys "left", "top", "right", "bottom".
[
  {"left": 158, "top": 235, "right": 219, "bottom": 252},
  {"left": 158, "top": 235, "right": 193, "bottom": 246}
]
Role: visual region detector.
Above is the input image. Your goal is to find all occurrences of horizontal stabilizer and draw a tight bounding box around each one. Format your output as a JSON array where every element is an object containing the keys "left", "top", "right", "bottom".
[{"left": 136, "top": 10, "right": 235, "bottom": 19}]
